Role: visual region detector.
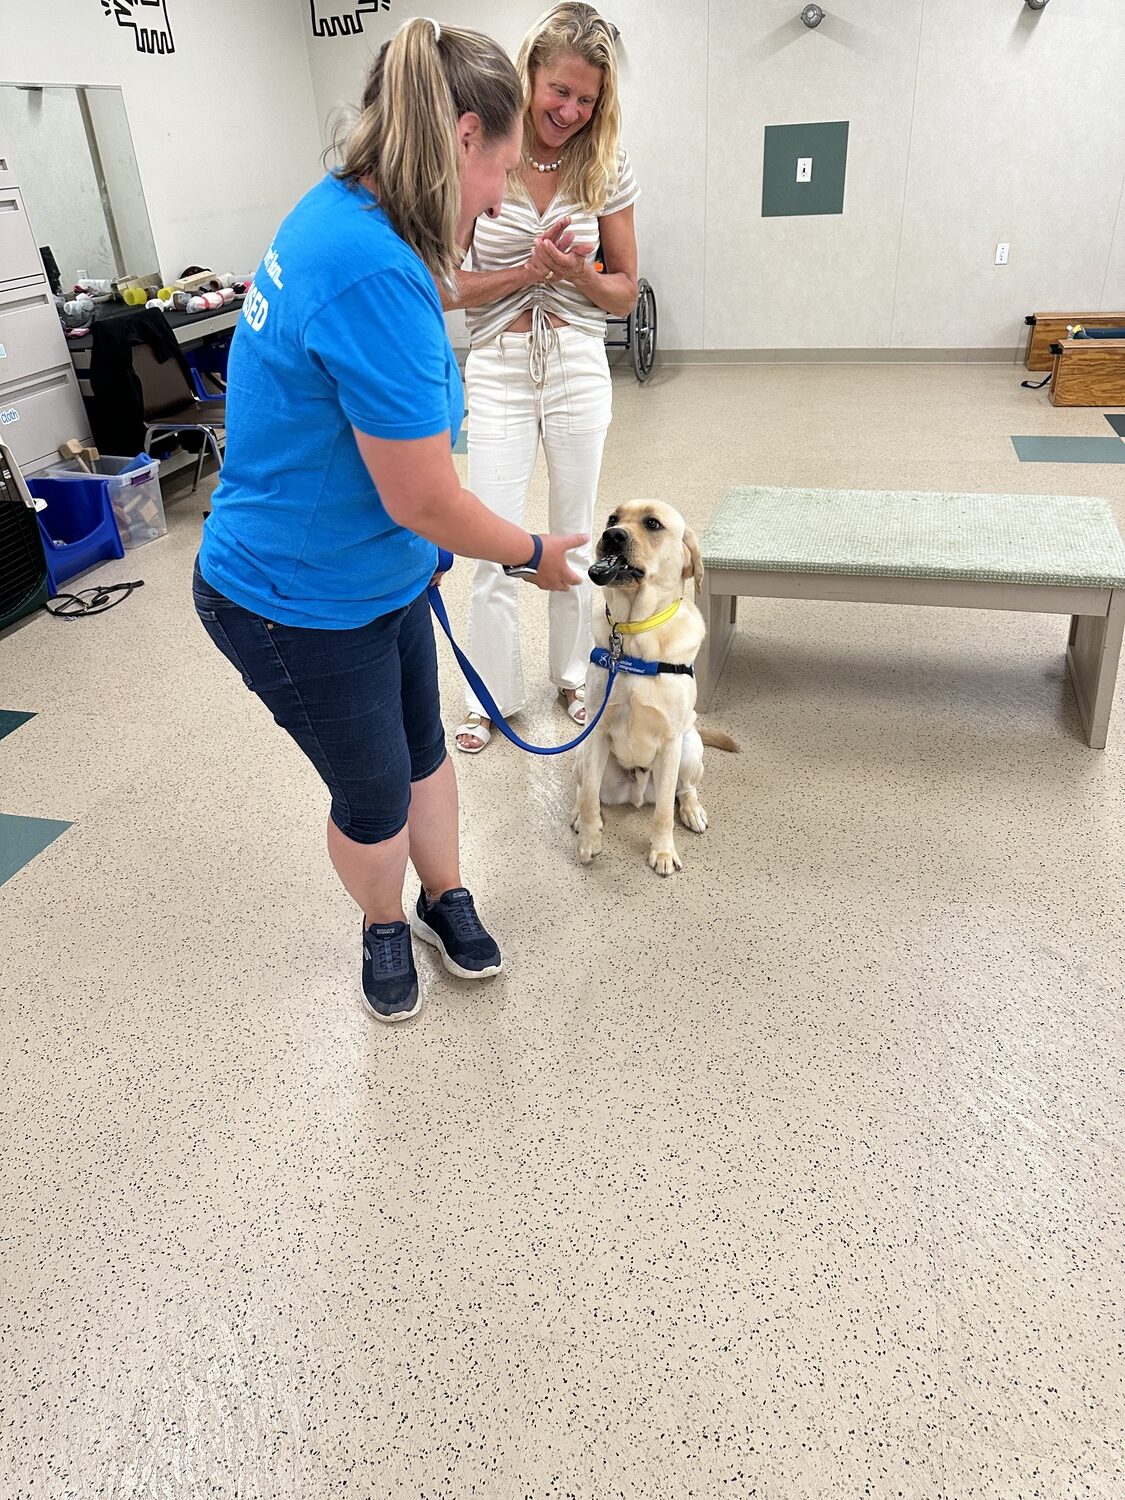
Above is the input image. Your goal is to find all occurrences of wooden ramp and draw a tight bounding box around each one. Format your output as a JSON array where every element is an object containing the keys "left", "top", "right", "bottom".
[{"left": 1049, "top": 338, "right": 1125, "bottom": 408}]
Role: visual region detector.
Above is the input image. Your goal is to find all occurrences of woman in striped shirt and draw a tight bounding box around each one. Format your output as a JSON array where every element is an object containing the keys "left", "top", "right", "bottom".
[{"left": 446, "top": 2, "right": 639, "bottom": 753}]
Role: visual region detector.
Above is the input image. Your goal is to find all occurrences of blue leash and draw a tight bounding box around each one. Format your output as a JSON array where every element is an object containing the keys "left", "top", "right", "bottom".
[{"left": 427, "top": 549, "right": 617, "bottom": 756}]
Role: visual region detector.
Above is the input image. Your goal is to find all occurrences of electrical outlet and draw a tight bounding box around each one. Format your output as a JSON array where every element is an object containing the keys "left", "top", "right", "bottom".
[
  {"left": 995, "top": 242, "right": 1010, "bottom": 265},
  {"left": 796, "top": 157, "right": 813, "bottom": 183}
]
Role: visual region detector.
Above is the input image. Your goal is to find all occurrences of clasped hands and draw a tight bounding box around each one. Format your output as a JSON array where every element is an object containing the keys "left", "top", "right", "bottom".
[{"left": 526, "top": 217, "right": 596, "bottom": 289}]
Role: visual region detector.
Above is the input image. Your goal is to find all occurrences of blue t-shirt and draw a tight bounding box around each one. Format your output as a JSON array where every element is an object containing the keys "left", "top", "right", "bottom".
[{"left": 198, "top": 173, "right": 463, "bottom": 628}]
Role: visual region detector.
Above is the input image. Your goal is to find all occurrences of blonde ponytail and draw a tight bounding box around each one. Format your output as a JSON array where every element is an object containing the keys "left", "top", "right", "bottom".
[{"left": 338, "top": 19, "right": 521, "bottom": 288}]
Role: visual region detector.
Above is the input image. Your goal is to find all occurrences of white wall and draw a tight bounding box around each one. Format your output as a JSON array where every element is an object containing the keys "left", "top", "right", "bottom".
[
  {"left": 892, "top": 0, "right": 1125, "bottom": 349},
  {"left": 4, "top": 0, "right": 1117, "bottom": 353},
  {"left": 0, "top": 0, "right": 323, "bottom": 285},
  {"left": 302, "top": 0, "right": 1125, "bottom": 353}
]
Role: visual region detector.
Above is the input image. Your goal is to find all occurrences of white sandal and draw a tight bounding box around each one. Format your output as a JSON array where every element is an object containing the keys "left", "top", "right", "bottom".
[
  {"left": 455, "top": 713, "right": 492, "bottom": 754},
  {"left": 562, "top": 687, "right": 586, "bottom": 725}
]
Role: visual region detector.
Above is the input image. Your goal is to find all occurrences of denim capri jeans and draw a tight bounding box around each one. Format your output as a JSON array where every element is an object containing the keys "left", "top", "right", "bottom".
[{"left": 192, "top": 558, "right": 446, "bottom": 844}]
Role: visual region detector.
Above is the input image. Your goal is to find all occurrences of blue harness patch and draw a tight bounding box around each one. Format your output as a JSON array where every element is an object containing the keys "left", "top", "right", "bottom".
[{"left": 590, "top": 646, "right": 695, "bottom": 678}]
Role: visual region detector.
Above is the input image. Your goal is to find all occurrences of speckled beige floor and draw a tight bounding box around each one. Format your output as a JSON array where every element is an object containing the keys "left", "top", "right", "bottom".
[{"left": 1, "top": 363, "right": 1123, "bottom": 1498}]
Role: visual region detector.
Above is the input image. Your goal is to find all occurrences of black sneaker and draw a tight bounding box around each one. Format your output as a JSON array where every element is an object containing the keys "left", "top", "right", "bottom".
[
  {"left": 361, "top": 920, "right": 421, "bottom": 1022},
  {"left": 411, "top": 888, "right": 503, "bottom": 979}
]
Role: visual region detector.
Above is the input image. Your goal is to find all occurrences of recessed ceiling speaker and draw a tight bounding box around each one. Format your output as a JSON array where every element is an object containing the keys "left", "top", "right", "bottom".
[{"left": 801, "top": 4, "right": 825, "bottom": 25}]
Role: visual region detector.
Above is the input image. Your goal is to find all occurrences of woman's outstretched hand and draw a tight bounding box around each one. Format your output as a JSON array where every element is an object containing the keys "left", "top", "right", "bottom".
[{"left": 532, "top": 533, "right": 588, "bottom": 591}]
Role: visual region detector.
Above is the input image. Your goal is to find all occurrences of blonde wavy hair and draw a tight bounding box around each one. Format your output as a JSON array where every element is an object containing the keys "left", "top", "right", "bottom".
[
  {"left": 515, "top": 3, "right": 622, "bottom": 213},
  {"left": 337, "top": 18, "right": 521, "bottom": 287}
]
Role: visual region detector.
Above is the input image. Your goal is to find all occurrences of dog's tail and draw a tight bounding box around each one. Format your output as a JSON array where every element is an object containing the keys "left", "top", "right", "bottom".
[{"left": 700, "top": 727, "right": 740, "bottom": 753}]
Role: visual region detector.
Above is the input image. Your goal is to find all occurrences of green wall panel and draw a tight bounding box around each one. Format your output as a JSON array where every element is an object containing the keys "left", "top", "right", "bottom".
[{"left": 763, "top": 121, "right": 849, "bottom": 217}]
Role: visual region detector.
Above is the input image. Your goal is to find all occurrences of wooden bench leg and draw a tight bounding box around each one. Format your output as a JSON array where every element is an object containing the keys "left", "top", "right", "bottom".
[
  {"left": 696, "top": 587, "right": 737, "bottom": 712},
  {"left": 1066, "top": 589, "right": 1125, "bottom": 749}
]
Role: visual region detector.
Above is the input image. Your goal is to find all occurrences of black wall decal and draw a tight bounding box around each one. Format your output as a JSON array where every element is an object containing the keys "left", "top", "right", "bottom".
[
  {"left": 101, "top": 0, "right": 175, "bottom": 56},
  {"left": 310, "top": 1, "right": 391, "bottom": 40}
]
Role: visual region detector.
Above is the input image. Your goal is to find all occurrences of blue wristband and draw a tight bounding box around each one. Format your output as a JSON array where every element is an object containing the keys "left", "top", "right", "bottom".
[{"left": 503, "top": 533, "right": 543, "bottom": 578}]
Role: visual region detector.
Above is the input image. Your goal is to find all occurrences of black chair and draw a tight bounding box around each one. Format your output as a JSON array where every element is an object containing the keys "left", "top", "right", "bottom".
[{"left": 134, "top": 343, "right": 226, "bottom": 493}]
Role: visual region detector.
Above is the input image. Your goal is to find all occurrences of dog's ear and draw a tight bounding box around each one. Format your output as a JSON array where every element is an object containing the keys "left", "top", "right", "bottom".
[{"left": 682, "top": 528, "right": 704, "bottom": 594}]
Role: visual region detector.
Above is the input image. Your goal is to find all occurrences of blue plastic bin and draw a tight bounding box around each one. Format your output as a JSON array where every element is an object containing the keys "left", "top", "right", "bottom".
[{"left": 25, "top": 475, "right": 125, "bottom": 597}]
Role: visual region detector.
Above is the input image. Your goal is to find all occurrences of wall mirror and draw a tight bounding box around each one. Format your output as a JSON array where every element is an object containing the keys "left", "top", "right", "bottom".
[{"left": 0, "top": 83, "right": 160, "bottom": 291}]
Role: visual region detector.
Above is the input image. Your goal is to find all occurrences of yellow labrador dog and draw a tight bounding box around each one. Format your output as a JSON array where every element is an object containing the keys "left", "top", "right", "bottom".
[{"left": 572, "top": 500, "right": 737, "bottom": 875}]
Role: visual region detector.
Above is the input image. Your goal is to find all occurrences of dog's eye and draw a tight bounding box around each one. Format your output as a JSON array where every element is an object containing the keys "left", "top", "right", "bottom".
[
  {"left": 607, "top": 514, "right": 618, "bottom": 527},
  {"left": 644, "top": 517, "right": 664, "bottom": 531}
]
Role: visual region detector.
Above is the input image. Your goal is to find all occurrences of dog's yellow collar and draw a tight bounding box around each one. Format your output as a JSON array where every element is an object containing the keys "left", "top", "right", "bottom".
[{"left": 608, "top": 598, "right": 682, "bottom": 636}]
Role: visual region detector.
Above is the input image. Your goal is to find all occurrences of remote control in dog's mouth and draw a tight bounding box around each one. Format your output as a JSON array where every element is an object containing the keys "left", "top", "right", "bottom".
[{"left": 588, "top": 554, "right": 645, "bottom": 586}]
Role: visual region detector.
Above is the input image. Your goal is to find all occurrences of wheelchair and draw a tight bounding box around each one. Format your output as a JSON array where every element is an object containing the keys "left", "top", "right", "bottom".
[{"left": 597, "top": 244, "right": 657, "bottom": 383}]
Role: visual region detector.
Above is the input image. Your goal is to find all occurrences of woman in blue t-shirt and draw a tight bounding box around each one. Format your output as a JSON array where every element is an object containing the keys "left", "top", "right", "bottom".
[{"left": 193, "top": 19, "right": 585, "bottom": 1024}]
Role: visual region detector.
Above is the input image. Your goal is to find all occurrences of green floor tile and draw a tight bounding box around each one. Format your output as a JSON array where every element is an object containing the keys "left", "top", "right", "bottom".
[
  {"left": 1106, "top": 414, "right": 1125, "bottom": 438},
  {"left": 0, "top": 710, "right": 36, "bottom": 742},
  {"left": 1011, "top": 436, "right": 1125, "bottom": 464},
  {"left": 0, "top": 813, "right": 72, "bottom": 887}
]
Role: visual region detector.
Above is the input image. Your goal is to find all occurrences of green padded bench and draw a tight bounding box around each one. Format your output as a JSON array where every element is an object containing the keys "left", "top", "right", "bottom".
[{"left": 697, "top": 486, "right": 1125, "bottom": 748}]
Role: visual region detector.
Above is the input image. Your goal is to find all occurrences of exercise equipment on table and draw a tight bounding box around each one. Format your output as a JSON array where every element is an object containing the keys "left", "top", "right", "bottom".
[{"left": 1023, "top": 310, "right": 1125, "bottom": 371}]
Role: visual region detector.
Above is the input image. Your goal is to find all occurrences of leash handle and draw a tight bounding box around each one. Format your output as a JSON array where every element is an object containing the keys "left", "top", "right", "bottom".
[{"left": 427, "top": 580, "right": 614, "bottom": 755}]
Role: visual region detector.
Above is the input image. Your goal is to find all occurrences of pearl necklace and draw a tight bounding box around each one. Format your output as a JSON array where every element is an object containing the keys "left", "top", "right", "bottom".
[{"left": 528, "top": 155, "right": 562, "bottom": 173}]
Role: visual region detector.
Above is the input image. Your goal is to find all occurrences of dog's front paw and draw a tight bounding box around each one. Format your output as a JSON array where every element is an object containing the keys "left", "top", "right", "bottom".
[
  {"left": 678, "top": 795, "right": 708, "bottom": 834},
  {"left": 577, "top": 822, "right": 603, "bottom": 864},
  {"left": 648, "top": 845, "right": 683, "bottom": 876}
]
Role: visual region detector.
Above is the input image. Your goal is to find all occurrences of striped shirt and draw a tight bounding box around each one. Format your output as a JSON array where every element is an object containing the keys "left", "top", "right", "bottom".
[{"left": 465, "top": 148, "right": 639, "bottom": 348}]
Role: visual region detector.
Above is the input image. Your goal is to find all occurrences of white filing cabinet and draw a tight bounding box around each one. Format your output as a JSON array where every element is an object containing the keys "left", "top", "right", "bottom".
[{"left": 0, "top": 120, "right": 92, "bottom": 474}]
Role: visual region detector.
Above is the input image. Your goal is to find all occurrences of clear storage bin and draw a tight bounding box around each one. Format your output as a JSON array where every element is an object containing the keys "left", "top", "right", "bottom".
[{"left": 46, "top": 454, "right": 166, "bottom": 548}]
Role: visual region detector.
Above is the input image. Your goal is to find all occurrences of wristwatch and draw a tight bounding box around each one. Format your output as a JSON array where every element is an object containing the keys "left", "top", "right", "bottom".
[{"left": 502, "top": 533, "right": 543, "bottom": 579}]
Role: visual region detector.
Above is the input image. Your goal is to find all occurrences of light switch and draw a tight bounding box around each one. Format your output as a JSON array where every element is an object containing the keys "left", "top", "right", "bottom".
[
  {"left": 995, "top": 242, "right": 1010, "bottom": 265},
  {"left": 796, "top": 157, "right": 813, "bottom": 182}
]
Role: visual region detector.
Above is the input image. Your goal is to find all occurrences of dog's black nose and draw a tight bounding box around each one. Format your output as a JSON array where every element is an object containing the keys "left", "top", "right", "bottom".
[{"left": 601, "top": 526, "right": 628, "bottom": 549}]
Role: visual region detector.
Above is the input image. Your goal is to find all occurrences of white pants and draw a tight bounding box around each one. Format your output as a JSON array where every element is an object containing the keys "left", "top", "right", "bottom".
[{"left": 464, "top": 325, "right": 612, "bottom": 719}]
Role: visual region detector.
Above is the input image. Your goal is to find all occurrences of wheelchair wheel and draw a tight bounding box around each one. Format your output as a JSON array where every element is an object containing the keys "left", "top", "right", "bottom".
[{"left": 629, "top": 278, "right": 657, "bottom": 383}]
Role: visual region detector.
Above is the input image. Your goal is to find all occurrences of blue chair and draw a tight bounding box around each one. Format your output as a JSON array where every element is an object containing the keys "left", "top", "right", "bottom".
[
  {"left": 25, "top": 475, "right": 125, "bottom": 597},
  {"left": 185, "top": 335, "right": 232, "bottom": 399}
]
